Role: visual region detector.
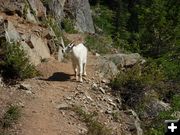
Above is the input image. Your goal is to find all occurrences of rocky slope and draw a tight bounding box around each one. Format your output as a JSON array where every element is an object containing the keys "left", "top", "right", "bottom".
[{"left": 0, "top": 0, "right": 158, "bottom": 135}]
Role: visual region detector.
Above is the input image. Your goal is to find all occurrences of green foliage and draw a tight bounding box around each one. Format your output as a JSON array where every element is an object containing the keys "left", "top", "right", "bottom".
[
  {"left": 156, "top": 55, "right": 180, "bottom": 80},
  {"left": 72, "top": 106, "right": 112, "bottom": 135},
  {"left": 111, "top": 60, "right": 165, "bottom": 108},
  {"left": 0, "top": 105, "right": 21, "bottom": 128},
  {"left": 42, "top": 16, "right": 62, "bottom": 38},
  {"left": 61, "top": 18, "right": 77, "bottom": 34},
  {"left": 92, "top": 5, "right": 115, "bottom": 35},
  {"left": 0, "top": 42, "right": 38, "bottom": 83},
  {"left": 85, "top": 34, "right": 112, "bottom": 54}
]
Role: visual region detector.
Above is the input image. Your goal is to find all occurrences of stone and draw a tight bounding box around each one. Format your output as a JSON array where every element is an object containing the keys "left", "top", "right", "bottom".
[
  {"left": 30, "top": 34, "right": 50, "bottom": 60},
  {"left": 19, "top": 83, "right": 32, "bottom": 91},
  {"left": 0, "top": 0, "right": 25, "bottom": 16},
  {"left": 26, "top": 8, "right": 37, "bottom": 23},
  {"left": 84, "top": 91, "right": 93, "bottom": 101},
  {"left": 142, "top": 99, "right": 171, "bottom": 118},
  {"left": 56, "top": 103, "right": 70, "bottom": 110},
  {"left": 95, "top": 53, "right": 100, "bottom": 57},
  {"left": 98, "top": 58, "right": 119, "bottom": 79},
  {"left": 20, "top": 41, "right": 41, "bottom": 65},
  {"left": 92, "top": 82, "right": 98, "bottom": 90},
  {"left": 4, "top": 20, "right": 20, "bottom": 43},
  {"left": 99, "top": 87, "right": 106, "bottom": 94},
  {"left": 124, "top": 109, "right": 143, "bottom": 135},
  {"left": 104, "top": 53, "right": 145, "bottom": 69},
  {"left": 101, "top": 79, "right": 108, "bottom": 83},
  {"left": 171, "top": 111, "right": 180, "bottom": 119},
  {"left": 27, "top": 0, "right": 46, "bottom": 18}
]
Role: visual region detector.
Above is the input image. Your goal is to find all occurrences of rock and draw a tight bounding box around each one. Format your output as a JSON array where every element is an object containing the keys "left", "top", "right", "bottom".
[
  {"left": 57, "top": 45, "right": 64, "bottom": 62},
  {"left": 26, "top": 8, "right": 37, "bottom": 23},
  {"left": 25, "top": 90, "right": 32, "bottom": 94},
  {"left": 4, "top": 20, "right": 20, "bottom": 43},
  {"left": 104, "top": 53, "right": 145, "bottom": 69},
  {"left": 124, "top": 109, "right": 143, "bottom": 135},
  {"left": 30, "top": 34, "right": 50, "bottom": 60},
  {"left": 98, "top": 58, "right": 119, "bottom": 79},
  {"left": 0, "top": 0, "right": 25, "bottom": 16},
  {"left": 95, "top": 53, "right": 100, "bottom": 57},
  {"left": 79, "top": 127, "right": 87, "bottom": 134},
  {"left": 19, "top": 83, "right": 32, "bottom": 91},
  {"left": 171, "top": 111, "right": 180, "bottom": 119},
  {"left": 47, "top": 0, "right": 65, "bottom": 25},
  {"left": 142, "top": 99, "right": 171, "bottom": 118},
  {"left": 66, "top": 96, "right": 72, "bottom": 100},
  {"left": 99, "top": 87, "right": 106, "bottom": 94},
  {"left": 105, "top": 108, "right": 113, "bottom": 114},
  {"left": 101, "top": 79, "right": 108, "bottom": 83},
  {"left": 20, "top": 41, "right": 41, "bottom": 65},
  {"left": 84, "top": 91, "right": 93, "bottom": 101},
  {"left": 65, "top": 0, "right": 95, "bottom": 33},
  {"left": 92, "top": 82, "right": 98, "bottom": 90},
  {"left": 0, "top": 76, "right": 4, "bottom": 87},
  {"left": 27, "top": 0, "right": 46, "bottom": 18},
  {"left": 56, "top": 103, "right": 70, "bottom": 110}
]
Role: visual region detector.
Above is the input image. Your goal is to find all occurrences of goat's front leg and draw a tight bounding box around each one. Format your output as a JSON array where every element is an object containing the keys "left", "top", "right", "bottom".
[
  {"left": 72, "top": 62, "right": 78, "bottom": 81},
  {"left": 79, "top": 62, "right": 83, "bottom": 82}
]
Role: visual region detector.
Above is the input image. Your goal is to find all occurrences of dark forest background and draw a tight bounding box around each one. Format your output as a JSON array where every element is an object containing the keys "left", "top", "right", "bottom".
[{"left": 89, "top": 0, "right": 180, "bottom": 81}]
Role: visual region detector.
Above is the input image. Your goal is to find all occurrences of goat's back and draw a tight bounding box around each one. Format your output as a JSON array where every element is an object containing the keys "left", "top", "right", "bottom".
[{"left": 72, "top": 43, "right": 87, "bottom": 63}]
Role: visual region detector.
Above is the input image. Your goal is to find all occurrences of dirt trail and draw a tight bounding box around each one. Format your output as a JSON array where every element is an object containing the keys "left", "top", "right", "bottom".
[{"left": 17, "top": 54, "right": 97, "bottom": 135}]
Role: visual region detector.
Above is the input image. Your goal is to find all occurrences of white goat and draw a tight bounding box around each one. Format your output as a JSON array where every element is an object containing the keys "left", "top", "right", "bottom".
[{"left": 59, "top": 37, "right": 87, "bottom": 82}]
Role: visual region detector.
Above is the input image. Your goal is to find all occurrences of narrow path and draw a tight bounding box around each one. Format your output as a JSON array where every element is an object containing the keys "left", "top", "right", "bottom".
[{"left": 17, "top": 54, "right": 96, "bottom": 135}]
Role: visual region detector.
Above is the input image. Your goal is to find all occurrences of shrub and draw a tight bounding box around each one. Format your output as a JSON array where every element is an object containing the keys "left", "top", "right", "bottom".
[
  {"left": 61, "top": 18, "right": 77, "bottom": 34},
  {"left": 0, "top": 42, "right": 38, "bottom": 83},
  {"left": 111, "top": 60, "right": 166, "bottom": 108},
  {"left": 72, "top": 106, "right": 112, "bottom": 135},
  {"left": 41, "top": 16, "right": 62, "bottom": 38},
  {"left": 0, "top": 105, "right": 21, "bottom": 128},
  {"left": 85, "top": 34, "right": 112, "bottom": 54}
]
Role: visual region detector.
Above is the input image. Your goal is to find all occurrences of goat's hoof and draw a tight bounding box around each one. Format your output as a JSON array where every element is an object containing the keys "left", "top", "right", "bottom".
[{"left": 83, "top": 73, "right": 87, "bottom": 76}]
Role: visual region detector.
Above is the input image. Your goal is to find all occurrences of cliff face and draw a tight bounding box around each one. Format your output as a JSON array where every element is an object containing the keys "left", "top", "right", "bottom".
[
  {"left": 47, "top": 0, "right": 95, "bottom": 33},
  {"left": 0, "top": 0, "right": 95, "bottom": 65}
]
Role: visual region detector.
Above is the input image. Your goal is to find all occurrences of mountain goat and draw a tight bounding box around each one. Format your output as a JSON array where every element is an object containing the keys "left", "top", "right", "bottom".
[{"left": 59, "top": 37, "right": 87, "bottom": 82}]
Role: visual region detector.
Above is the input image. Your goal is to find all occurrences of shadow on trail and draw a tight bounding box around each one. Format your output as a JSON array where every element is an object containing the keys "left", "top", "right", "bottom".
[{"left": 40, "top": 72, "right": 73, "bottom": 82}]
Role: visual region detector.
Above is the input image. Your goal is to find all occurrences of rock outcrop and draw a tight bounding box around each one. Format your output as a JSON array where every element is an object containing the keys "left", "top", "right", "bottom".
[
  {"left": 27, "top": 0, "right": 46, "bottom": 18},
  {"left": 72, "top": 0, "right": 95, "bottom": 33},
  {"left": 104, "top": 53, "right": 146, "bottom": 69},
  {"left": 0, "top": 0, "right": 25, "bottom": 16}
]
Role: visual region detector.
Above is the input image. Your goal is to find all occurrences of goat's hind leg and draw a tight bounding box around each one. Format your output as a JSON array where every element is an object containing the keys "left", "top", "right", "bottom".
[
  {"left": 79, "top": 63, "right": 83, "bottom": 82},
  {"left": 83, "top": 63, "right": 87, "bottom": 76}
]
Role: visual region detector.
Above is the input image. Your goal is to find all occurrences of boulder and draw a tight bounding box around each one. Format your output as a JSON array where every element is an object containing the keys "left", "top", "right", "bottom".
[
  {"left": 98, "top": 58, "right": 119, "bottom": 79},
  {"left": 27, "top": 0, "right": 46, "bottom": 18},
  {"left": 20, "top": 41, "right": 41, "bottom": 65},
  {"left": 25, "top": 8, "right": 37, "bottom": 23},
  {"left": 142, "top": 99, "right": 171, "bottom": 118},
  {"left": 0, "top": 0, "right": 25, "bottom": 16},
  {"left": 30, "top": 34, "right": 50, "bottom": 60},
  {"left": 4, "top": 20, "right": 20, "bottom": 42},
  {"left": 124, "top": 109, "right": 143, "bottom": 135},
  {"left": 104, "top": 53, "right": 145, "bottom": 69}
]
